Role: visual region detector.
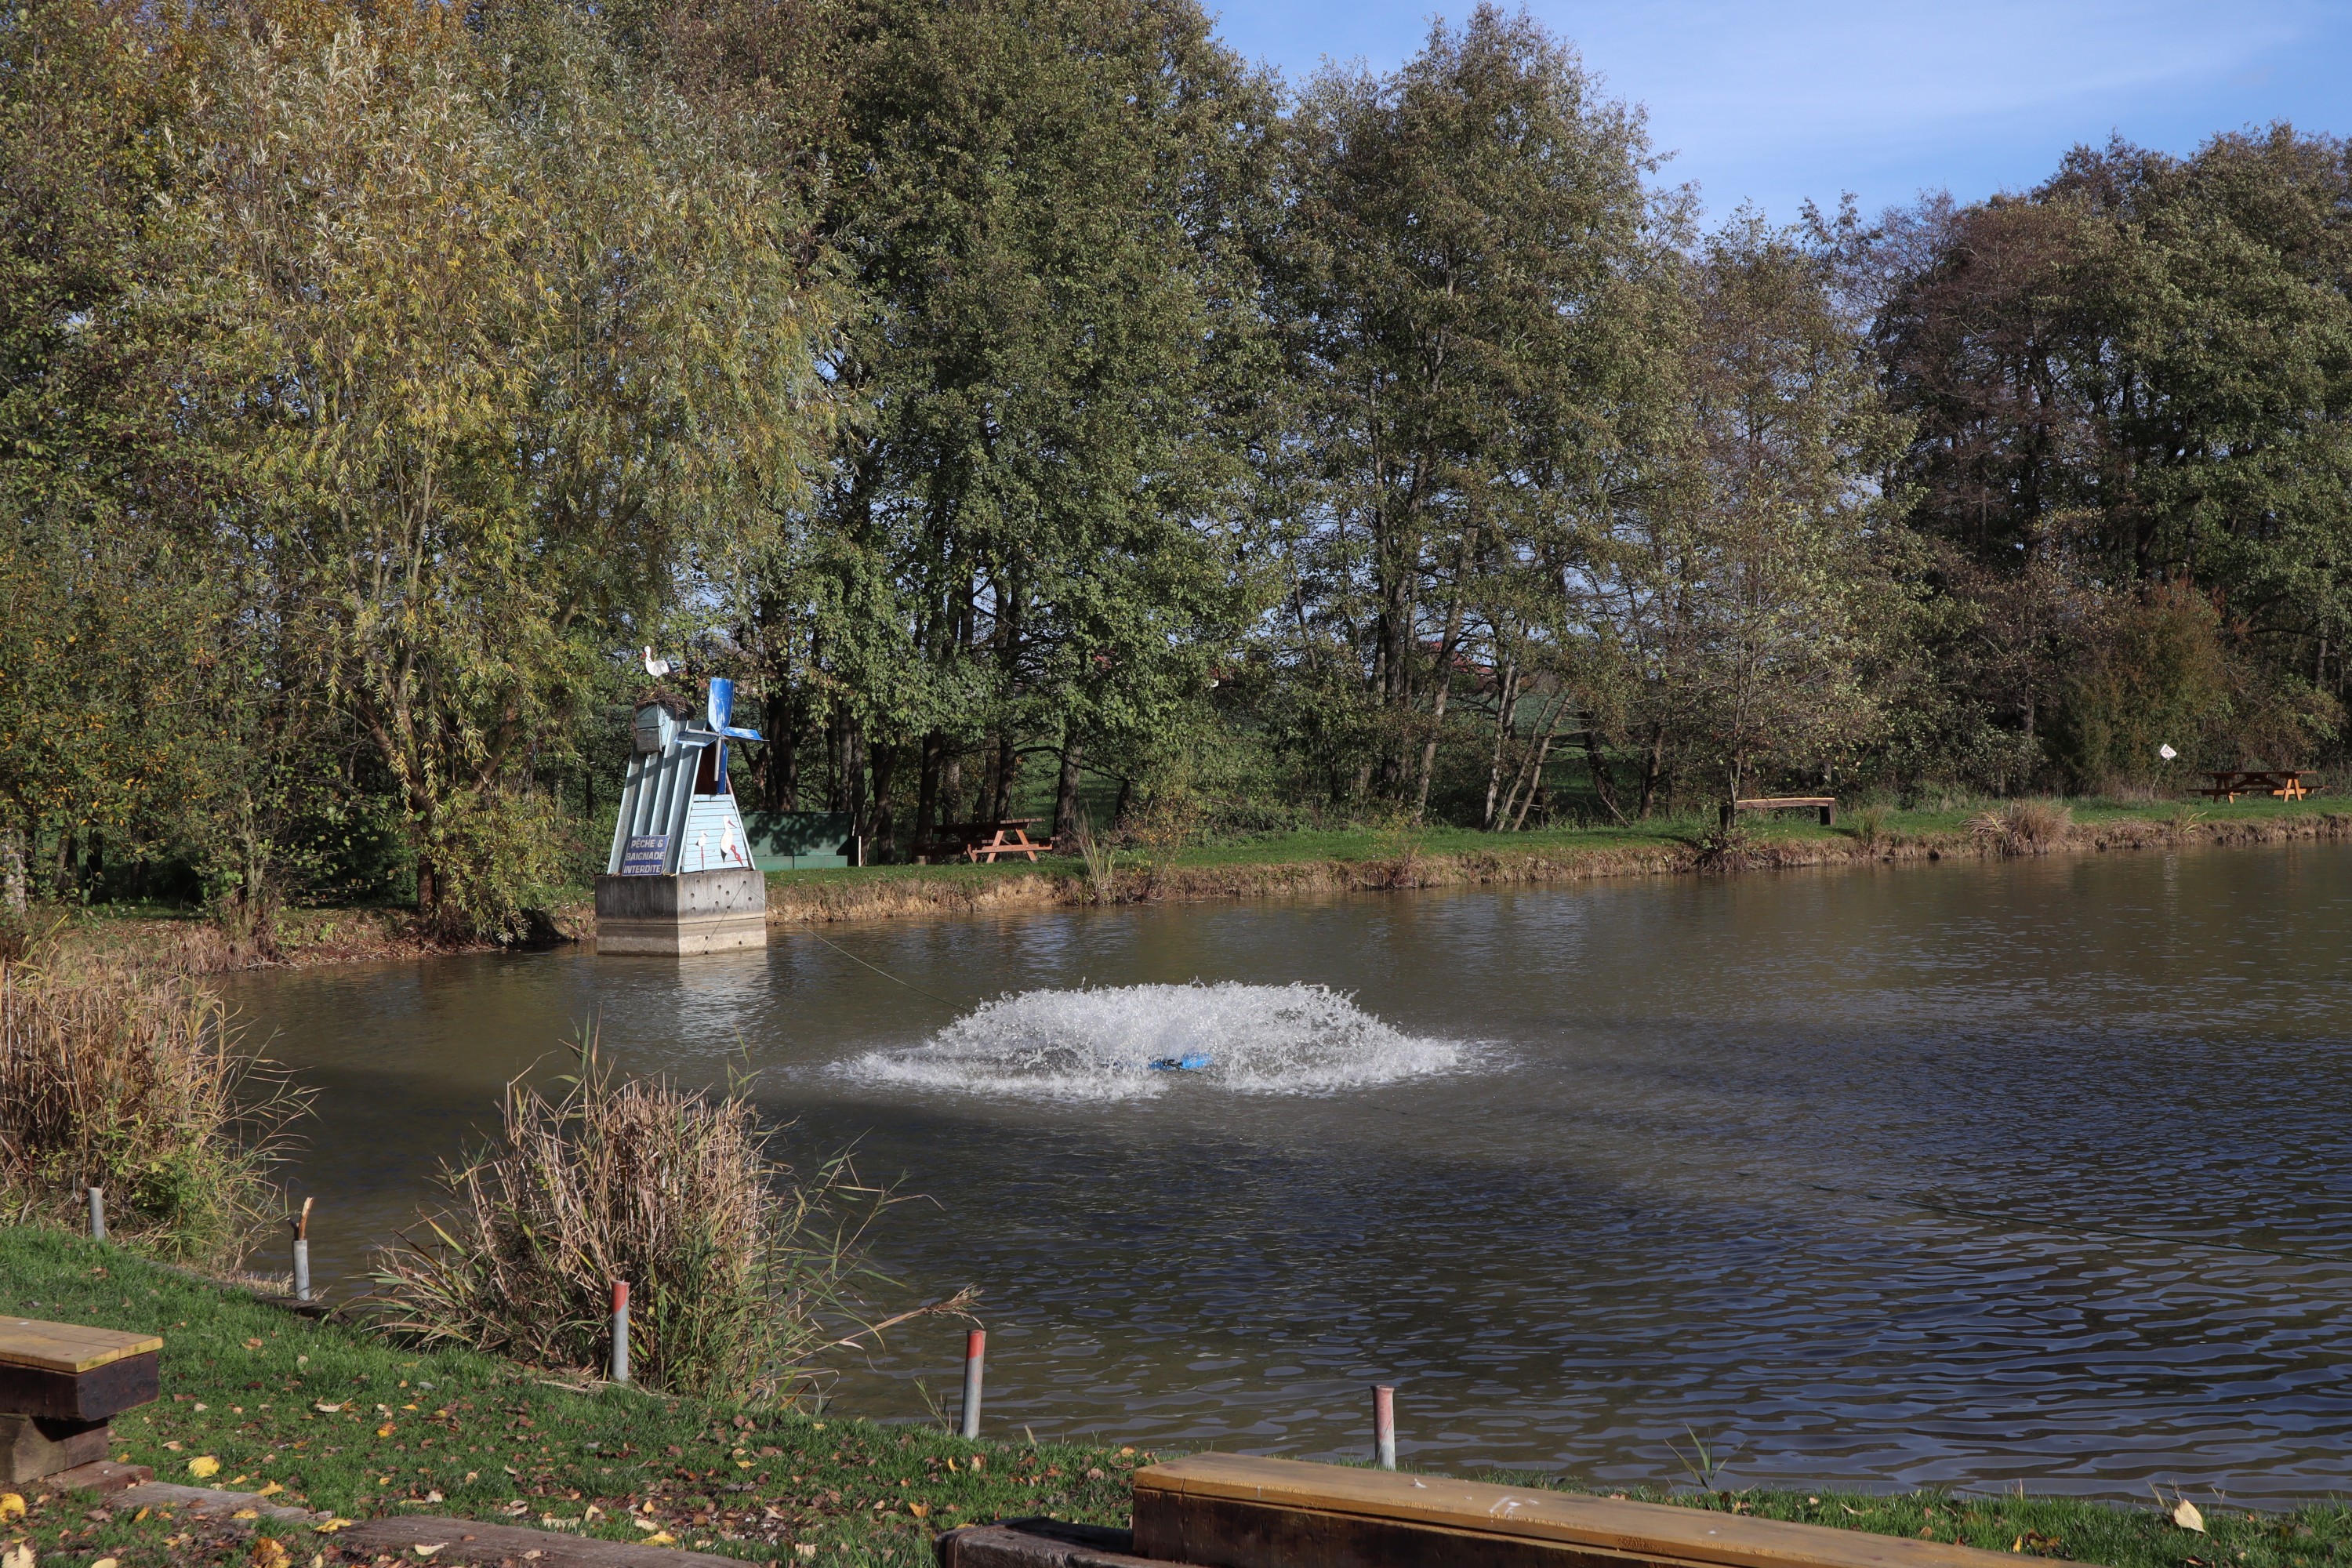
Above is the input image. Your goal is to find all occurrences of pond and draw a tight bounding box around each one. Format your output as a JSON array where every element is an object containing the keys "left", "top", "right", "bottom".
[{"left": 223, "top": 843, "right": 2352, "bottom": 1501}]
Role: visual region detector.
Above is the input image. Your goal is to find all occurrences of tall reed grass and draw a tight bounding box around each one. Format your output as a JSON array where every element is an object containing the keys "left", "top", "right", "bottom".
[
  {"left": 0, "top": 960, "right": 304, "bottom": 1260},
  {"left": 1967, "top": 799, "right": 2074, "bottom": 855},
  {"left": 373, "top": 1037, "right": 971, "bottom": 1402}
]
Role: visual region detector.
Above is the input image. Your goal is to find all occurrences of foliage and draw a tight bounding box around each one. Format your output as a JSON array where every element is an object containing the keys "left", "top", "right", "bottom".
[
  {"left": 9, "top": 0, "right": 2352, "bottom": 906},
  {"left": 373, "top": 1036, "right": 966, "bottom": 1402},
  {"left": 0, "top": 960, "right": 306, "bottom": 1258}
]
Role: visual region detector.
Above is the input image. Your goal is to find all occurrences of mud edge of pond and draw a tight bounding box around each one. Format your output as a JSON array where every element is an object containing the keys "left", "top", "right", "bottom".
[
  {"left": 53, "top": 809, "right": 2352, "bottom": 972},
  {"left": 760, "top": 809, "right": 2352, "bottom": 926}
]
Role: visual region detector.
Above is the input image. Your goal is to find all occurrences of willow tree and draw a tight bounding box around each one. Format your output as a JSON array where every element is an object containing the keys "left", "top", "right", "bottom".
[{"left": 192, "top": 4, "right": 837, "bottom": 935}]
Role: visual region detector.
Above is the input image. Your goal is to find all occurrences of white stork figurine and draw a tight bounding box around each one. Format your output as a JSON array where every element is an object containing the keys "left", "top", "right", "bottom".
[{"left": 641, "top": 645, "right": 673, "bottom": 681}]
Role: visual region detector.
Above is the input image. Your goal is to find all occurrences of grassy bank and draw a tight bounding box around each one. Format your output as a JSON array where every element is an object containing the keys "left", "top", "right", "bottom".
[
  {"left": 758, "top": 794, "right": 2352, "bottom": 925},
  {"left": 29, "top": 796, "right": 2350, "bottom": 965},
  {"left": 7, "top": 1227, "right": 2352, "bottom": 1567}
]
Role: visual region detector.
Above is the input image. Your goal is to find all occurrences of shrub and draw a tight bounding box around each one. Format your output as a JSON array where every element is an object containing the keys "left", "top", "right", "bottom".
[
  {"left": 0, "top": 961, "right": 304, "bottom": 1260},
  {"left": 373, "top": 1038, "right": 969, "bottom": 1402},
  {"left": 1967, "top": 799, "right": 2072, "bottom": 855}
]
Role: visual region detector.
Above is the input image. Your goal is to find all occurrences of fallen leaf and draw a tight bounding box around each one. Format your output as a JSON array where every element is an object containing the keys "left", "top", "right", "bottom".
[
  {"left": 0, "top": 1495, "right": 20, "bottom": 1522},
  {"left": 313, "top": 1403, "right": 343, "bottom": 1414},
  {"left": 412, "top": 1548, "right": 445, "bottom": 1560},
  {"left": 644, "top": 1533, "right": 676, "bottom": 1547},
  {"left": 631, "top": 1519, "right": 662, "bottom": 1533},
  {"left": 245, "top": 1338, "right": 265, "bottom": 1350},
  {"left": 376, "top": 1425, "right": 395, "bottom": 1438},
  {"left": 909, "top": 1504, "right": 930, "bottom": 1519},
  {"left": 0, "top": 1544, "right": 27, "bottom": 1568},
  {"left": 91, "top": 1560, "right": 118, "bottom": 1568},
  {"left": 188, "top": 1456, "right": 221, "bottom": 1479},
  {"left": 2175, "top": 1499, "right": 2207, "bottom": 1534},
  {"left": 313, "top": 1519, "right": 354, "bottom": 1534},
  {"left": 234, "top": 1508, "right": 260, "bottom": 1519},
  {"left": 252, "top": 1540, "right": 290, "bottom": 1568},
  {"left": 255, "top": 1483, "right": 284, "bottom": 1497}
]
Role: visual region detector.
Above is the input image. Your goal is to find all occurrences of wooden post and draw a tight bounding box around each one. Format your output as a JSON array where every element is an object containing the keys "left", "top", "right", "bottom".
[
  {"left": 85, "top": 1187, "right": 105, "bottom": 1243},
  {"left": 960, "top": 1329, "right": 985, "bottom": 1439},
  {"left": 290, "top": 1197, "right": 313, "bottom": 1303},
  {"left": 610, "top": 1280, "right": 630, "bottom": 1385},
  {"left": 1372, "top": 1384, "right": 1396, "bottom": 1470}
]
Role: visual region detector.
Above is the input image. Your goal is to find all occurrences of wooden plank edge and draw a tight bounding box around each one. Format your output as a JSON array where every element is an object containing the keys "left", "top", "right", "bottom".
[{"left": 1133, "top": 1457, "right": 2023, "bottom": 1568}]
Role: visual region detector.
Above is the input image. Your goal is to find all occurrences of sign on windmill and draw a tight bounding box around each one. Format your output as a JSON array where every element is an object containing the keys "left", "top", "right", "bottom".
[{"left": 594, "top": 672, "right": 770, "bottom": 956}]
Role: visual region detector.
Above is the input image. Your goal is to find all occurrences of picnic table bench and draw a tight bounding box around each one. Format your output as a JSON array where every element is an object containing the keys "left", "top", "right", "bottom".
[
  {"left": 1, "top": 1314, "right": 161, "bottom": 1488},
  {"left": 916, "top": 818, "right": 1054, "bottom": 864},
  {"left": 2199, "top": 768, "right": 2311, "bottom": 802},
  {"left": 1722, "top": 795, "right": 1836, "bottom": 828}
]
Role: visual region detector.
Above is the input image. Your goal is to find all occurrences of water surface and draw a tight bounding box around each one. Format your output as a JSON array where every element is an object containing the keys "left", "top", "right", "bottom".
[{"left": 225, "top": 844, "right": 2352, "bottom": 1499}]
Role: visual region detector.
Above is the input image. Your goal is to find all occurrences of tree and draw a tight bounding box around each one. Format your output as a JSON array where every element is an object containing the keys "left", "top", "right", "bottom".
[
  {"left": 1267, "top": 4, "right": 1668, "bottom": 817},
  {"left": 187, "top": 3, "right": 837, "bottom": 934},
  {"left": 1592, "top": 216, "right": 1906, "bottom": 811}
]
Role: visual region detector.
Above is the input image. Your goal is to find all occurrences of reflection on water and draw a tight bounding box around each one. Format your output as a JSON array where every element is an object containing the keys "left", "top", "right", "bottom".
[{"left": 223, "top": 844, "right": 2352, "bottom": 1499}]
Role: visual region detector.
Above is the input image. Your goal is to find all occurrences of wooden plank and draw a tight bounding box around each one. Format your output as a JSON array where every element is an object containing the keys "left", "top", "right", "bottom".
[
  {"left": 0, "top": 1348, "right": 159, "bottom": 1421},
  {"left": 1132, "top": 1455, "right": 2020, "bottom": 1568},
  {"left": 0, "top": 1317, "right": 162, "bottom": 1374},
  {"left": 0, "top": 1414, "right": 111, "bottom": 1484}
]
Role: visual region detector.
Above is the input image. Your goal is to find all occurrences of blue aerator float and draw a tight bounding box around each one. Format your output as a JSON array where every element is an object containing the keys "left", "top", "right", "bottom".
[
  {"left": 1149, "top": 1054, "right": 1214, "bottom": 1073},
  {"left": 594, "top": 674, "right": 771, "bottom": 956}
]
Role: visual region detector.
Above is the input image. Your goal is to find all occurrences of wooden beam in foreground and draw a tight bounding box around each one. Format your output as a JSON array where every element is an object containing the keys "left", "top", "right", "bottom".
[{"left": 1130, "top": 1454, "right": 2025, "bottom": 1568}]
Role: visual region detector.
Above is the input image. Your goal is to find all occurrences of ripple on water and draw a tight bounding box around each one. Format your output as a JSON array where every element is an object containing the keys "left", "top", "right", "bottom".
[{"left": 835, "top": 981, "right": 1472, "bottom": 1100}]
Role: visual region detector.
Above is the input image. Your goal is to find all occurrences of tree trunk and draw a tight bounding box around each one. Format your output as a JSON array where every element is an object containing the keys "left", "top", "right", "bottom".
[
  {"left": 1482, "top": 659, "right": 1519, "bottom": 830},
  {"left": 990, "top": 732, "right": 1018, "bottom": 822},
  {"left": 914, "top": 732, "right": 943, "bottom": 855},
  {"left": 941, "top": 750, "right": 964, "bottom": 826},
  {"left": 1579, "top": 728, "right": 1628, "bottom": 826},
  {"left": 1053, "top": 732, "right": 1084, "bottom": 846},
  {"left": 0, "top": 813, "right": 26, "bottom": 913},
  {"left": 1635, "top": 724, "right": 1665, "bottom": 818},
  {"left": 868, "top": 739, "right": 900, "bottom": 862}
]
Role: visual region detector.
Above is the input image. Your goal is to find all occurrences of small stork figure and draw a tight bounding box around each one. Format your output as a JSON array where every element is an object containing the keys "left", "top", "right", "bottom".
[{"left": 642, "top": 646, "right": 673, "bottom": 681}]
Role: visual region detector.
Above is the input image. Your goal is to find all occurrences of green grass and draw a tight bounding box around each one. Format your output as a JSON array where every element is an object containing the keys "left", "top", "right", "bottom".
[
  {"left": 760, "top": 791, "right": 2339, "bottom": 886},
  {"left": 9, "top": 1226, "right": 2352, "bottom": 1568}
]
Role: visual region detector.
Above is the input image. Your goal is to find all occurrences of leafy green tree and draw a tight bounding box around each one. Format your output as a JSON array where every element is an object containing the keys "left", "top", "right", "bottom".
[
  {"left": 185, "top": 3, "right": 836, "bottom": 933},
  {"left": 1266, "top": 4, "right": 1669, "bottom": 818}
]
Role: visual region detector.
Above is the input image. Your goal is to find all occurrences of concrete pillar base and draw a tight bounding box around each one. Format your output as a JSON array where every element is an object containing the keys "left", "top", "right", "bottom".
[{"left": 594, "top": 868, "right": 768, "bottom": 956}]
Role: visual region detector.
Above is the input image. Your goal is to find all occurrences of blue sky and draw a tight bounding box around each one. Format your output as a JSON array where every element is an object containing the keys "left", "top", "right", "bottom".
[{"left": 1211, "top": 2, "right": 2352, "bottom": 223}]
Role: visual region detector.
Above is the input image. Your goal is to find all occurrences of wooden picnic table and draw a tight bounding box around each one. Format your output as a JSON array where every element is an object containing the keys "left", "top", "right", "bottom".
[
  {"left": 916, "top": 818, "right": 1052, "bottom": 864},
  {"left": 2199, "top": 768, "right": 2311, "bottom": 802}
]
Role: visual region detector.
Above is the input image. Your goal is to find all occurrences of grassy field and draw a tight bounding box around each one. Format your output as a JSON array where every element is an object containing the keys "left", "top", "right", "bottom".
[{"left": 7, "top": 1226, "right": 2352, "bottom": 1568}]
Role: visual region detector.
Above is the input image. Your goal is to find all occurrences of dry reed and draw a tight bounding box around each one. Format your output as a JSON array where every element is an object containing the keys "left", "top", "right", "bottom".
[
  {"left": 372, "top": 1036, "right": 971, "bottom": 1402},
  {"left": 0, "top": 960, "right": 304, "bottom": 1259},
  {"left": 1968, "top": 799, "right": 2074, "bottom": 855}
]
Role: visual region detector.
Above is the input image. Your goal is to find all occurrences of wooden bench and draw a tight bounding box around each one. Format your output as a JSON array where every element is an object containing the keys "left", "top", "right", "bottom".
[
  {"left": 941, "top": 1454, "right": 2030, "bottom": 1568},
  {"left": 1723, "top": 796, "right": 1835, "bottom": 828},
  {"left": 0, "top": 1316, "right": 162, "bottom": 1486},
  {"left": 2199, "top": 768, "right": 2310, "bottom": 802},
  {"left": 916, "top": 819, "right": 1053, "bottom": 864}
]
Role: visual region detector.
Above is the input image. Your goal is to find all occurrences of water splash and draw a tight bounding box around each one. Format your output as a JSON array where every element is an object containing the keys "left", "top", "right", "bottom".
[{"left": 837, "top": 982, "right": 1469, "bottom": 1101}]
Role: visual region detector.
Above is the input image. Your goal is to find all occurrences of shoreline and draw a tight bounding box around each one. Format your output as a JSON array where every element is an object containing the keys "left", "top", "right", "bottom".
[{"left": 44, "top": 802, "right": 2352, "bottom": 974}]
